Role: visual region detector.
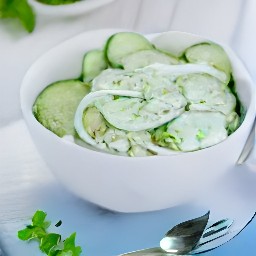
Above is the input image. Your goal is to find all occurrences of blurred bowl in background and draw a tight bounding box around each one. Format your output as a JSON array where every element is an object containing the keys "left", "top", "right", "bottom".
[{"left": 28, "top": 0, "right": 116, "bottom": 17}]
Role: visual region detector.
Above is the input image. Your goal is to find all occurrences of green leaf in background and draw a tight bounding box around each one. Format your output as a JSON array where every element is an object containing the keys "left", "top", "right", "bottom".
[
  {"left": 0, "top": 0, "right": 35, "bottom": 32},
  {"left": 0, "top": 0, "right": 14, "bottom": 18}
]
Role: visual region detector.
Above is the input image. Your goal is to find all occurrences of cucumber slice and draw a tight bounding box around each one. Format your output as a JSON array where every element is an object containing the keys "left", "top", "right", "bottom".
[
  {"left": 105, "top": 32, "right": 154, "bottom": 68},
  {"left": 121, "top": 49, "right": 179, "bottom": 71},
  {"left": 33, "top": 80, "right": 90, "bottom": 137},
  {"left": 177, "top": 73, "right": 236, "bottom": 115},
  {"left": 82, "top": 49, "right": 108, "bottom": 83},
  {"left": 185, "top": 43, "right": 231, "bottom": 82}
]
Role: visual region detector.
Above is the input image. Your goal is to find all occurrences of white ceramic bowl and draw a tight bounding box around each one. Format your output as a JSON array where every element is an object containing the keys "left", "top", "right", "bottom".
[
  {"left": 20, "top": 29, "right": 256, "bottom": 212},
  {"left": 28, "top": 0, "right": 116, "bottom": 16}
]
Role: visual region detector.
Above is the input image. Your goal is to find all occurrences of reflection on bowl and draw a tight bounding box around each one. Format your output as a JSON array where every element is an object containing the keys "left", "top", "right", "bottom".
[
  {"left": 20, "top": 29, "right": 256, "bottom": 212},
  {"left": 28, "top": 0, "right": 116, "bottom": 16}
]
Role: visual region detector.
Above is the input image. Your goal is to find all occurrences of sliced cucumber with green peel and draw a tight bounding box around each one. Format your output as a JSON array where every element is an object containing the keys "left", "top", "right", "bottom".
[
  {"left": 82, "top": 50, "right": 108, "bottom": 83},
  {"left": 121, "top": 49, "right": 179, "bottom": 71},
  {"left": 33, "top": 80, "right": 90, "bottom": 137},
  {"left": 105, "top": 32, "right": 154, "bottom": 68},
  {"left": 185, "top": 43, "right": 231, "bottom": 82}
]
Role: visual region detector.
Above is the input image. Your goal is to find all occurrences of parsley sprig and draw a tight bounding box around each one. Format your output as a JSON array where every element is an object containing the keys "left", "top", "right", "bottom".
[
  {"left": 18, "top": 210, "right": 82, "bottom": 256},
  {"left": 0, "top": 0, "right": 36, "bottom": 32}
]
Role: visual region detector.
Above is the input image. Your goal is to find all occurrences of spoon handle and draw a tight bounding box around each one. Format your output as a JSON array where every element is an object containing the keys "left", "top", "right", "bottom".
[{"left": 118, "top": 247, "right": 168, "bottom": 256}]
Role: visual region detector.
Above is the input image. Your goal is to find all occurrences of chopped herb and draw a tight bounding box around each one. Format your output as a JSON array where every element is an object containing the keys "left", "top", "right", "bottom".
[
  {"left": 162, "top": 88, "right": 169, "bottom": 95},
  {"left": 18, "top": 225, "right": 46, "bottom": 240},
  {"left": 132, "top": 113, "right": 140, "bottom": 119},
  {"left": 18, "top": 210, "right": 82, "bottom": 256},
  {"left": 113, "top": 95, "right": 120, "bottom": 100},
  {"left": 55, "top": 220, "right": 62, "bottom": 227},
  {"left": 32, "top": 210, "right": 51, "bottom": 229},
  {"left": 40, "top": 233, "right": 61, "bottom": 254},
  {"left": 61, "top": 233, "right": 82, "bottom": 256},
  {"left": 151, "top": 124, "right": 181, "bottom": 151},
  {"left": 196, "top": 129, "right": 205, "bottom": 140}
]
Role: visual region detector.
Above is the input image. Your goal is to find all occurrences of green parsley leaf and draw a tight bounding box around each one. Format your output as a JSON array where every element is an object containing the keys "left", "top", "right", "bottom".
[
  {"left": 62, "top": 233, "right": 82, "bottom": 256},
  {"left": 32, "top": 210, "right": 47, "bottom": 226},
  {"left": 18, "top": 210, "right": 83, "bottom": 256},
  {"left": 196, "top": 129, "right": 206, "bottom": 141},
  {"left": 40, "top": 233, "right": 62, "bottom": 254},
  {"left": 17, "top": 227, "right": 34, "bottom": 241},
  {"left": 56, "top": 251, "right": 73, "bottom": 256},
  {"left": 32, "top": 210, "right": 51, "bottom": 229},
  {"left": 18, "top": 226, "right": 47, "bottom": 240}
]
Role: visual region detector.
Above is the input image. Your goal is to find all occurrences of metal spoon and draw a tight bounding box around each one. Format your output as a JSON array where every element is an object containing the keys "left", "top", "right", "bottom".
[
  {"left": 159, "top": 211, "right": 210, "bottom": 254},
  {"left": 119, "top": 212, "right": 233, "bottom": 255}
]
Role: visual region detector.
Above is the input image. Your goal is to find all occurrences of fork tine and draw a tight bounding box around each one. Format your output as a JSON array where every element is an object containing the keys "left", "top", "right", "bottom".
[
  {"left": 191, "top": 219, "right": 233, "bottom": 253},
  {"left": 199, "top": 219, "right": 233, "bottom": 244}
]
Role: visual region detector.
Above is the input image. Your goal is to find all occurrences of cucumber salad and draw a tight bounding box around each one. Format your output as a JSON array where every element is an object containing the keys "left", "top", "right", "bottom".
[{"left": 33, "top": 32, "right": 243, "bottom": 157}]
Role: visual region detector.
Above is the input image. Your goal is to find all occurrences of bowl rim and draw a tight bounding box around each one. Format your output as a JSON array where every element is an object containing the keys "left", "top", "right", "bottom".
[{"left": 20, "top": 28, "right": 256, "bottom": 160}]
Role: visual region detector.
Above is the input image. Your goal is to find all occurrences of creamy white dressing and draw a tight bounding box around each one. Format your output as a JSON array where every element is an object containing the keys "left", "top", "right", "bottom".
[
  {"left": 167, "top": 111, "right": 228, "bottom": 151},
  {"left": 92, "top": 63, "right": 227, "bottom": 92},
  {"left": 142, "top": 63, "right": 228, "bottom": 84},
  {"left": 95, "top": 94, "right": 186, "bottom": 132}
]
